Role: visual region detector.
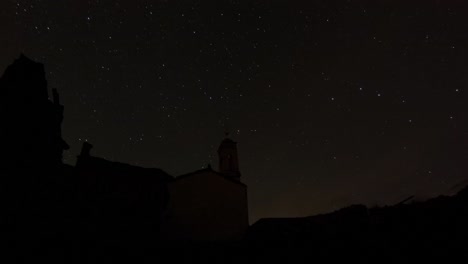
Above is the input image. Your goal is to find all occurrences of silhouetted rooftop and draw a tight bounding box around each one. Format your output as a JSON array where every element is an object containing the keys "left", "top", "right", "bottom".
[{"left": 173, "top": 167, "right": 247, "bottom": 187}]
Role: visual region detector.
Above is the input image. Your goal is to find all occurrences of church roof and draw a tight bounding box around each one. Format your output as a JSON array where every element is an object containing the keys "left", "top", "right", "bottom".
[
  {"left": 220, "top": 137, "right": 236, "bottom": 143},
  {"left": 172, "top": 167, "right": 246, "bottom": 187}
]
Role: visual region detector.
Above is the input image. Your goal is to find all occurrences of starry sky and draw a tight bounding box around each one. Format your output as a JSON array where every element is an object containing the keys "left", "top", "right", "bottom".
[{"left": 1, "top": 0, "right": 468, "bottom": 223}]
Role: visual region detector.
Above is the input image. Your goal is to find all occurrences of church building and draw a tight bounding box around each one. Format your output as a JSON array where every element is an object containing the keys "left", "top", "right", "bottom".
[
  {"left": 2, "top": 54, "right": 249, "bottom": 248},
  {"left": 76, "top": 136, "right": 249, "bottom": 241},
  {"left": 162, "top": 137, "right": 249, "bottom": 240}
]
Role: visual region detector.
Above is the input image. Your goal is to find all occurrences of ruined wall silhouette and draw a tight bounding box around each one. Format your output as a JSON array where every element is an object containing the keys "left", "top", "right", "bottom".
[
  {"left": 0, "top": 54, "right": 68, "bottom": 169},
  {"left": 1, "top": 55, "right": 172, "bottom": 262}
]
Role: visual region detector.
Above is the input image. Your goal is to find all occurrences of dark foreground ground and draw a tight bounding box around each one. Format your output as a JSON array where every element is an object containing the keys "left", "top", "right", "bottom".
[{"left": 5, "top": 168, "right": 468, "bottom": 263}]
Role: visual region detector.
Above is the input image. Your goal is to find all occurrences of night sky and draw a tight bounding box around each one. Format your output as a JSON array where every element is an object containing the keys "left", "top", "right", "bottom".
[{"left": 2, "top": 0, "right": 468, "bottom": 223}]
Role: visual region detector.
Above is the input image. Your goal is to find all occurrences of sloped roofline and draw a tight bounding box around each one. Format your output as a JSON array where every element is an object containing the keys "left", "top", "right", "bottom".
[
  {"left": 76, "top": 154, "right": 173, "bottom": 181},
  {"left": 172, "top": 167, "right": 247, "bottom": 187}
]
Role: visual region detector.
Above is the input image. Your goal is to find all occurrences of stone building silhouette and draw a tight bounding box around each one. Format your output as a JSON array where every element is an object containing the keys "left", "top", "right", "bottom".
[
  {"left": 77, "top": 136, "right": 249, "bottom": 241},
  {"left": 162, "top": 137, "right": 249, "bottom": 240},
  {"left": 0, "top": 54, "right": 69, "bottom": 169},
  {"left": 2, "top": 55, "right": 74, "bottom": 260},
  {"left": 1, "top": 55, "right": 248, "bottom": 242}
]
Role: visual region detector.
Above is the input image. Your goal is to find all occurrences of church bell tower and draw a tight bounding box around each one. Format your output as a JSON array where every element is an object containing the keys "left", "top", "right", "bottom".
[{"left": 217, "top": 135, "right": 241, "bottom": 180}]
